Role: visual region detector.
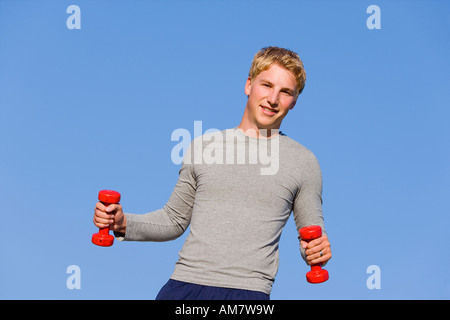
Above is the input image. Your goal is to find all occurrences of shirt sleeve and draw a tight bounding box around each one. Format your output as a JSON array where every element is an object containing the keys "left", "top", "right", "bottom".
[
  {"left": 115, "top": 159, "right": 197, "bottom": 242},
  {"left": 292, "top": 152, "right": 326, "bottom": 262}
]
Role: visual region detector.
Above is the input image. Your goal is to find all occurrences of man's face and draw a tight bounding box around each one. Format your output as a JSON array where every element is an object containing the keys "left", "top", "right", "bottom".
[{"left": 244, "top": 63, "right": 298, "bottom": 130}]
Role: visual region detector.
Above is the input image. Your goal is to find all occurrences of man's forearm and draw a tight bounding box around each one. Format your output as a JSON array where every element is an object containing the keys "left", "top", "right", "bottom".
[{"left": 115, "top": 207, "right": 188, "bottom": 242}]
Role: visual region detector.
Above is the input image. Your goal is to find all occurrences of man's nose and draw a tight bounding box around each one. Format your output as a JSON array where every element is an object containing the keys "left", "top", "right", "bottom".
[{"left": 267, "top": 90, "right": 279, "bottom": 106}]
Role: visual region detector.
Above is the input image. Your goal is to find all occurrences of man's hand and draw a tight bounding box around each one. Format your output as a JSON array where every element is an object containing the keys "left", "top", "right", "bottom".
[
  {"left": 93, "top": 201, "right": 127, "bottom": 234},
  {"left": 301, "top": 234, "right": 332, "bottom": 266}
]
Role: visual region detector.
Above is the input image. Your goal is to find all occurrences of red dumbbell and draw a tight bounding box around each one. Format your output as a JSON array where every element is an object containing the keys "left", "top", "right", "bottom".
[
  {"left": 92, "top": 190, "right": 121, "bottom": 247},
  {"left": 299, "top": 225, "right": 329, "bottom": 283}
]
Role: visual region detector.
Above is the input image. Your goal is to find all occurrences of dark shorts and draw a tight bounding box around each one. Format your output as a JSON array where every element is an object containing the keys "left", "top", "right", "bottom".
[{"left": 155, "top": 279, "right": 270, "bottom": 300}]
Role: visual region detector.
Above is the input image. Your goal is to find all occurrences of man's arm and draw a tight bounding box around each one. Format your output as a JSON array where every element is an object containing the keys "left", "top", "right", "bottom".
[
  {"left": 120, "top": 161, "right": 196, "bottom": 242},
  {"left": 93, "top": 160, "right": 197, "bottom": 242},
  {"left": 292, "top": 152, "right": 332, "bottom": 266}
]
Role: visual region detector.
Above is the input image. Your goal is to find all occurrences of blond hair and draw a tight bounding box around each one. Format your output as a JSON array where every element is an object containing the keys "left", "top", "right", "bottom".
[{"left": 249, "top": 46, "right": 306, "bottom": 97}]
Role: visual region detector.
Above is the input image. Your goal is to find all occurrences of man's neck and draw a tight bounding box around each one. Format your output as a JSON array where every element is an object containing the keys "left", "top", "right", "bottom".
[{"left": 237, "top": 123, "right": 280, "bottom": 139}]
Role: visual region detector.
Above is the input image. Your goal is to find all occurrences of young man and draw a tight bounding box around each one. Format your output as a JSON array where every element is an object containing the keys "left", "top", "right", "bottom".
[{"left": 93, "top": 46, "right": 332, "bottom": 300}]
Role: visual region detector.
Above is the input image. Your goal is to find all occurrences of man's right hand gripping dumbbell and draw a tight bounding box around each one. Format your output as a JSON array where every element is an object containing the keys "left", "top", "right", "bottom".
[{"left": 93, "top": 195, "right": 127, "bottom": 238}]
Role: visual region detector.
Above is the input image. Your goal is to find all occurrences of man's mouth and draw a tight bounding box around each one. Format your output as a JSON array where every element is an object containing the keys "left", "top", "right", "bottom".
[{"left": 260, "top": 106, "right": 278, "bottom": 116}]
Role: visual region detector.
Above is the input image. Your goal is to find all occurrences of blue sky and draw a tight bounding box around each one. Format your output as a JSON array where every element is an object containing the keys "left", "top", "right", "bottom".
[{"left": 0, "top": 0, "right": 449, "bottom": 299}]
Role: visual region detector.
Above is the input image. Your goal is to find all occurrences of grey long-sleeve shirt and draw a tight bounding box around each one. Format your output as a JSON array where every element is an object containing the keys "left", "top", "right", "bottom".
[{"left": 116, "top": 127, "right": 326, "bottom": 294}]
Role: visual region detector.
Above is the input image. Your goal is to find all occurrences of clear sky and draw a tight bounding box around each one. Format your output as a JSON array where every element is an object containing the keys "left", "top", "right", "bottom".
[{"left": 0, "top": 0, "right": 449, "bottom": 299}]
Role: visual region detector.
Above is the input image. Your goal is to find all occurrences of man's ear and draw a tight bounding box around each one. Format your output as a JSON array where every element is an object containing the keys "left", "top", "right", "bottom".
[{"left": 244, "top": 77, "right": 252, "bottom": 96}]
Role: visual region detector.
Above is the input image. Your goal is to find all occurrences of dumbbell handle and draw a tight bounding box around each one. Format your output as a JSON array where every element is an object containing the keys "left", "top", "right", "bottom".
[{"left": 97, "top": 201, "right": 113, "bottom": 235}]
